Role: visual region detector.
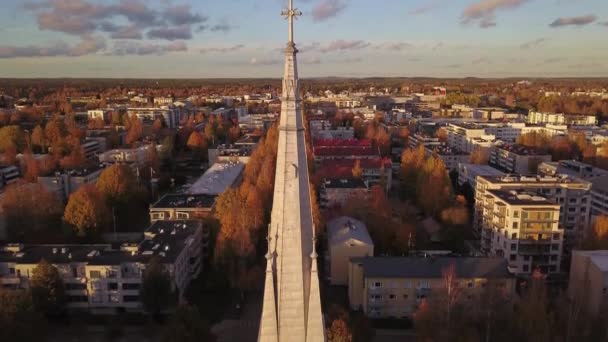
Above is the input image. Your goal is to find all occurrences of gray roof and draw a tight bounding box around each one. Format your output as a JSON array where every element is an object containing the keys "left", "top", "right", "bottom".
[
  {"left": 327, "top": 216, "right": 373, "bottom": 247},
  {"left": 350, "top": 256, "right": 512, "bottom": 279}
]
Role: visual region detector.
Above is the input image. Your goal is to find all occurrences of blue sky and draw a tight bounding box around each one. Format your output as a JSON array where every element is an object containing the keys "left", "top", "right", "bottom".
[{"left": 0, "top": 0, "right": 607, "bottom": 78}]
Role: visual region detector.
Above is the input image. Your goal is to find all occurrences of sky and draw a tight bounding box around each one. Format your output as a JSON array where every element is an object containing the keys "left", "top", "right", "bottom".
[{"left": 0, "top": 0, "right": 607, "bottom": 78}]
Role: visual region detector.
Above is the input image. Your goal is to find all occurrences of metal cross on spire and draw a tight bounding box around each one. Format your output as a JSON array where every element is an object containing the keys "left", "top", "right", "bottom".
[{"left": 281, "top": 0, "right": 302, "bottom": 44}]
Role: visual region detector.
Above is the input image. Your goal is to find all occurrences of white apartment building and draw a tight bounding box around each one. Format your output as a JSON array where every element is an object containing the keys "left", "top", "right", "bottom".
[
  {"left": 474, "top": 174, "right": 591, "bottom": 254},
  {"left": 528, "top": 111, "right": 597, "bottom": 126},
  {"left": 87, "top": 109, "right": 112, "bottom": 121},
  {"left": 445, "top": 123, "right": 495, "bottom": 153},
  {"left": 98, "top": 144, "right": 160, "bottom": 168},
  {"left": 153, "top": 97, "right": 174, "bottom": 106},
  {"left": 489, "top": 145, "right": 552, "bottom": 174},
  {"left": 127, "top": 107, "right": 180, "bottom": 129},
  {"left": 478, "top": 189, "right": 563, "bottom": 275},
  {"left": 38, "top": 166, "right": 105, "bottom": 203},
  {"left": 0, "top": 220, "right": 205, "bottom": 314},
  {"left": 539, "top": 160, "right": 608, "bottom": 181},
  {"left": 457, "top": 163, "right": 505, "bottom": 188},
  {"left": 408, "top": 133, "right": 441, "bottom": 149}
]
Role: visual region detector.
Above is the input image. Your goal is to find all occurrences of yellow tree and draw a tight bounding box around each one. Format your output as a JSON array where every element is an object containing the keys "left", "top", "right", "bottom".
[
  {"left": 96, "top": 164, "right": 138, "bottom": 205},
  {"left": 351, "top": 159, "right": 363, "bottom": 179},
  {"left": 64, "top": 185, "right": 110, "bottom": 237},
  {"left": 327, "top": 318, "right": 352, "bottom": 342}
]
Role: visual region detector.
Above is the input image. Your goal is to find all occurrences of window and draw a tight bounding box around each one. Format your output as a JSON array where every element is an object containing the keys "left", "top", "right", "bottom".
[
  {"left": 510, "top": 255, "right": 516, "bottom": 261},
  {"left": 176, "top": 212, "right": 189, "bottom": 219},
  {"left": 108, "top": 283, "right": 118, "bottom": 291},
  {"left": 71, "top": 266, "right": 78, "bottom": 278},
  {"left": 123, "top": 295, "right": 139, "bottom": 303},
  {"left": 373, "top": 282, "right": 382, "bottom": 288},
  {"left": 122, "top": 283, "right": 140, "bottom": 290},
  {"left": 544, "top": 212, "right": 552, "bottom": 219},
  {"left": 403, "top": 294, "right": 409, "bottom": 299},
  {"left": 68, "top": 295, "right": 88, "bottom": 303},
  {"left": 89, "top": 271, "right": 101, "bottom": 279},
  {"left": 523, "top": 265, "right": 529, "bottom": 272},
  {"left": 511, "top": 233, "right": 517, "bottom": 239},
  {"left": 107, "top": 270, "right": 117, "bottom": 278},
  {"left": 524, "top": 255, "right": 530, "bottom": 261},
  {"left": 370, "top": 294, "right": 382, "bottom": 301},
  {"left": 467, "top": 281, "right": 473, "bottom": 288},
  {"left": 389, "top": 294, "right": 396, "bottom": 300},
  {"left": 603, "top": 288, "right": 607, "bottom": 295},
  {"left": 553, "top": 233, "right": 560, "bottom": 240},
  {"left": 512, "top": 222, "right": 518, "bottom": 229},
  {"left": 551, "top": 255, "right": 558, "bottom": 261},
  {"left": 404, "top": 281, "right": 412, "bottom": 289},
  {"left": 510, "top": 243, "right": 517, "bottom": 251},
  {"left": 419, "top": 281, "right": 429, "bottom": 289},
  {"left": 8, "top": 267, "right": 15, "bottom": 275},
  {"left": 552, "top": 244, "right": 559, "bottom": 251},
  {"left": 513, "top": 211, "right": 519, "bottom": 218}
]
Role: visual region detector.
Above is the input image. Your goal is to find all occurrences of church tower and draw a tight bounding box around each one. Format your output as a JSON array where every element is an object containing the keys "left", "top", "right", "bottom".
[{"left": 258, "top": 1, "right": 325, "bottom": 341}]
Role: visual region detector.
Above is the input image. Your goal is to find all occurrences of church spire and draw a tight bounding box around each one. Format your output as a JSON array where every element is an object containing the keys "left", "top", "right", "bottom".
[{"left": 258, "top": 1, "right": 325, "bottom": 341}]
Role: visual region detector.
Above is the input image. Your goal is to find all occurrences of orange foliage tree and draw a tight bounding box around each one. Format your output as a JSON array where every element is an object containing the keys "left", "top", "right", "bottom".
[{"left": 64, "top": 185, "right": 110, "bottom": 237}]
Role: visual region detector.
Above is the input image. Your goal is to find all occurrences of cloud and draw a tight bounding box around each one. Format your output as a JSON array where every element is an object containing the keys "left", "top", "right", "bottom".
[
  {"left": 461, "top": 0, "right": 530, "bottom": 28},
  {"left": 376, "top": 42, "right": 412, "bottom": 51},
  {"left": 147, "top": 25, "right": 192, "bottom": 41},
  {"left": 110, "top": 41, "right": 187, "bottom": 56},
  {"left": 319, "top": 40, "right": 370, "bottom": 53},
  {"left": 163, "top": 4, "right": 207, "bottom": 25},
  {"left": 549, "top": 15, "right": 597, "bottom": 27},
  {"left": 541, "top": 57, "right": 566, "bottom": 64},
  {"left": 0, "top": 36, "right": 106, "bottom": 58},
  {"left": 24, "top": 0, "right": 205, "bottom": 40},
  {"left": 520, "top": 37, "right": 548, "bottom": 49},
  {"left": 210, "top": 23, "right": 235, "bottom": 33},
  {"left": 200, "top": 44, "right": 245, "bottom": 54},
  {"left": 312, "top": 0, "right": 347, "bottom": 22},
  {"left": 472, "top": 57, "right": 491, "bottom": 65},
  {"left": 601, "top": 21, "right": 608, "bottom": 26},
  {"left": 109, "top": 25, "right": 142, "bottom": 39},
  {"left": 298, "top": 42, "right": 321, "bottom": 53}
]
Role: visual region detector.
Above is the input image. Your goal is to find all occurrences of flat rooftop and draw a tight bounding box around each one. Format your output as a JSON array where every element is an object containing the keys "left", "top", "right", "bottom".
[
  {"left": 323, "top": 178, "right": 368, "bottom": 189},
  {"left": 186, "top": 162, "right": 244, "bottom": 195},
  {"left": 487, "top": 190, "right": 558, "bottom": 206},
  {"left": 350, "top": 256, "right": 512, "bottom": 279},
  {"left": 151, "top": 193, "right": 216, "bottom": 209},
  {"left": 0, "top": 220, "right": 202, "bottom": 265}
]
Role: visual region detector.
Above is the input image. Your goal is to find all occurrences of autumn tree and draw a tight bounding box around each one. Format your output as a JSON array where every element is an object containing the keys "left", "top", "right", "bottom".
[
  {"left": 162, "top": 304, "right": 216, "bottom": 342},
  {"left": 96, "top": 164, "right": 138, "bottom": 206},
  {"left": 2, "top": 183, "right": 63, "bottom": 242},
  {"left": 59, "top": 141, "right": 87, "bottom": 170},
  {"left": 64, "top": 185, "right": 110, "bottom": 237},
  {"left": 30, "top": 259, "right": 66, "bottom": 315},
  {"left": 351, "top": 159, "right": 363, "bottom": 179},
  {"left": 0, "top": 289, "right": 47, "bottom": 342},
  {"left": 418, "top": 156, "right": 453, "bottom": 216},
  {"left": 327, "top": 318, "right": 352, "bottom": 342},
  {"left": 400, "top": 146, "right": 426, "bottom": 199},
  {"left": 152, "top": 118, "right": 164, "bottom": 134},
  {"left": 30, "top": 125, "right": 47, "bottom": 153},
  {"left": 141, "top": 257, "right": 172, "bottom": 316},
  {"left": 126, "top": 115, "right": 143, "bottom": 146},
  {"left": 0, "top": 125, "right": 25, "bottom": 152},
  {"left": 583, "top": 215, "right": 608, "bottom": 250},
  {"left": 186, "top": 131, "right": 208, "bottom": 159}
]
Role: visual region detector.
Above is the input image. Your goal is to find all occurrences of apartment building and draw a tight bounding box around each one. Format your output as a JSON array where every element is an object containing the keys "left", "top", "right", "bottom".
[
  {"left": 0, "top": 165, "right": 20, "bottom": 188},
  {"left": 38, "top": 166, "right": 104, "bottom": 203},
  {"left": 153, "top": 97, "right": 174, "bottom": 106},
  {"left": 98, "top": 144, "right": 160, "bottom": 167},
  {"left": 347, "top": 257, "right": 515, "bottom": 318},
  {"left": 327, "top": 217, "right": 374, "bottom": 286},
  {"left": 127, "top": 107, "right": 180, "bottom": 129},
  {"left": 569, "top": 250, "right": 608, "bottom": 316},
  {"left": 81, "top": 140, "right": 103, "bottom": 160},
  {"left": 320, "top": 178, "right": 369, "bottom": 208},
  {"left": 474, "top": 174, "right": 591, "bottom": 253},
  {"left": 408, "top": 133, "right": 441, "bottom": 149},
  {"left": 186, "top": 161, "right": 244, "bottom": 196},
  {"left": 489, "top": 145, "right": 551, "bottom": 174},
  {"left": 149, "top": 194, "right": 216, "bottom": 221},
  {"left": 457, "top": 163, "right": 504, "bottom": 188},
  {"left": 477, "top": 189, "right": 563, "bottom": 275},
  {"left": 539, "top": 160, "right": 608, "bottom": 180},
  {"left": 445, "top": 123, "right": 492, "bottom": 153},
  {"left": 87, "top": 109, "right": 112, "bottom": 121},
  {"left": 528, "top": 111, "right": 597, "bottom": 126},
  {"left": 425, "top": 145, "right": 469, "bottom": 171},
  {"left": 0, "top": 220, "right": 205, "bottom": 314},
  {"left": 317, "top": 158, "right": 392, "bottom": 192}
]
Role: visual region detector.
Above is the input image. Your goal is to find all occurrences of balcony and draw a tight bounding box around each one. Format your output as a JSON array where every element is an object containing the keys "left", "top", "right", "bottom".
[{"left": 519, "top": 237, "right": 552, "bottom": 244}]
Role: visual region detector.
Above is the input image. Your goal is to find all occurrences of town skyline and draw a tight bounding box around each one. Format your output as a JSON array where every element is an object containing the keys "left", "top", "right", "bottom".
[{"left": 0, "top": 0, "right": 607, "bottom": 78}]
